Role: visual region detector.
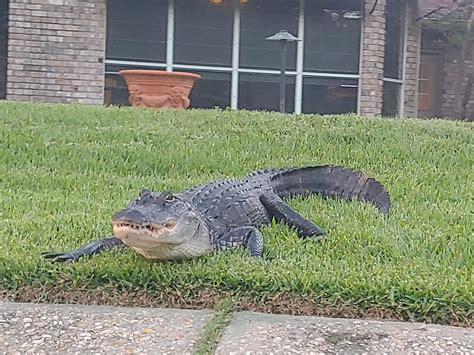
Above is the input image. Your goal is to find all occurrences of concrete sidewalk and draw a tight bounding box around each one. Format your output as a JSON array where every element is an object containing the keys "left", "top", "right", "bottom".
[
  {"left": 216, "top": 312, "right": 474, "bottom": 354},
  {"left": 1, "top": 302, "right": 473, "bottom": 354}
]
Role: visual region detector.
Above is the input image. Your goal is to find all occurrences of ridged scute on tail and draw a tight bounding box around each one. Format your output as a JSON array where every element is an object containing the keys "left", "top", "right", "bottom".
[{"left": 269, "top": 165, "right": 391, "bottom": 215}]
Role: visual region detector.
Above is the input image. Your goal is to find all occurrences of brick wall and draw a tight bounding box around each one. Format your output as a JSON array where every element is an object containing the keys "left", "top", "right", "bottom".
[
  {"left": 358, "top": 0, "right": 386, "bottom": 117},
  {"left": 6, "top": 0, "right": 106, "bottom": 104},
  {"left": 441, "top": 49, "right": 474, "bottom": 119},
  {"left": 402, "top": 0, "right": 421, "bottom": 117}
]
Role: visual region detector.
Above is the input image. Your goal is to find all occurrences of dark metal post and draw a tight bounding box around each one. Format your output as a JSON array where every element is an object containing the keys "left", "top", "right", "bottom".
[
  {"left": 265, "top": 30, "right": 300, "bottom": 113},
  {"left": 279, "top": 41, "right": 287, "bottom": 112}
]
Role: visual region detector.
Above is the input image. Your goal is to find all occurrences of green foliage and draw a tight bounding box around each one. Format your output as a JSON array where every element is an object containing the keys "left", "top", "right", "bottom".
[
  {"left": 0, "top": 102, "right": 472, "bottom": 323},
  {"left": 423, "top": 0, "right": 473, "bottom": 46}
]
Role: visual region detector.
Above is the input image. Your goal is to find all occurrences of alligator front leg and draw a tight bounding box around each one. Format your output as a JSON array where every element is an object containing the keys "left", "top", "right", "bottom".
[
  {"left": 42, "top": 236, "right": 124, "bottom": 262},
  {"left": 215, "top": 226, "right": 264, "bottom": 257},
  {"left": 260, "top": 193, "right": 326, "bottom": 239}
]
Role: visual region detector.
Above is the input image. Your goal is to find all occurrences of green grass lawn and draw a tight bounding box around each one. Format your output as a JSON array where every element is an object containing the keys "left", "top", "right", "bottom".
[{"left": 0, "top": 102, "right": 472, "bottom": 326}]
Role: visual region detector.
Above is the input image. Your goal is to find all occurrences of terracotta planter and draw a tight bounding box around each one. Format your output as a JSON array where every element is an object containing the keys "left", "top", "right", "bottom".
[{"left": 118, "top": 69, "right": 201, "bottom": 110}]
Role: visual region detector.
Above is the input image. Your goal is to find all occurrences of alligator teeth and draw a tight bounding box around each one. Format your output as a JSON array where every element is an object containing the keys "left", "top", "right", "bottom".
[{"left": 115, "top": 222, "right": 161, "bottom": 234}]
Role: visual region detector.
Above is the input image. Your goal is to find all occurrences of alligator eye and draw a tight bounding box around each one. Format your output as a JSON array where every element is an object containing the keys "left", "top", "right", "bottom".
[
  {"left": 165, "top": 194, "right": 175, "bottom": 202},
  {"left": 159, "top": 190, "right": 175, "bottom": 202},
  {"left": 164, "top": 220, "right": 177, "bottom": 229}
]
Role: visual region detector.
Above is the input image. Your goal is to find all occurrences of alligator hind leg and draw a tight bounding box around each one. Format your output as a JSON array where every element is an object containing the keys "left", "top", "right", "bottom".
[
  {"left": 42, "top": 236, "right": 124, "bottom": 262},
  {"left": 215, "top": 226, "right": 264, "bottom": 257},
  {"left": 260, "top": 193, "right": 326, "bottom": 239}
]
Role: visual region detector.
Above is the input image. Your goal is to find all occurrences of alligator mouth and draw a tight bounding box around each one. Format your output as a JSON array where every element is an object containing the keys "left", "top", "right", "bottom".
[
  {"left": 112, "top": 220, "right": 177, "bottom": 241},
  {"left": 113, "top": 221, "right": 162, "bottom": 233}
]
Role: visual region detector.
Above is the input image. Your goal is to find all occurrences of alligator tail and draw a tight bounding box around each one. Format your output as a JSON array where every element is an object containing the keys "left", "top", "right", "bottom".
[{"left": 269, "top": 165, "right": 391, "bottom": 215}]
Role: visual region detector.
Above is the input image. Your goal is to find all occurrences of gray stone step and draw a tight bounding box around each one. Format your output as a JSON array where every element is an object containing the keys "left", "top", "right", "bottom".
[
  {"left": 0, "top": 302, "right": 213, "bottom": 353},
  {"left": 216, "top": 311, "right": 474, "bottom": 354},
  {"left": 1, "top": 302, "right": 473, "bottom": 354}
]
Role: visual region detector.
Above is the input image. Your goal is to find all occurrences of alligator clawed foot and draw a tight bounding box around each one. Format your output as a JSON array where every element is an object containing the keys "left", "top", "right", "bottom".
[{"left": 41, "top": 251, "right": 79, "bottom": 263}]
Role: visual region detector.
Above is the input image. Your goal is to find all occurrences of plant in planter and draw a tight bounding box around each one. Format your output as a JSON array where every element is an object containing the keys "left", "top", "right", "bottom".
[{"left": 118, "top": 70, "right": 201, "bottom": 110}]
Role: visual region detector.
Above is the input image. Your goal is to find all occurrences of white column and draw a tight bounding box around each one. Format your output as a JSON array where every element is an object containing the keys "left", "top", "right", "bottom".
[
  {"left": 356, "top": 2, "right": 365, "bottom": 115},
  {"left": 231, "top": 2, "right": 241, "bottom": 109},
  {"left": 399, "top": 3, "right": 409, "bottom": 118},
  {"left": 294, "top": 0, "right": 305, "bottom": 114},
  {"left": 166, "top": 0, "right": 174, "bottom": 71}
]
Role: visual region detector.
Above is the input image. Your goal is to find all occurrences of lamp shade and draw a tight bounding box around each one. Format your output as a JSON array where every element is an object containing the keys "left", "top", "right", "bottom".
[{"left": 265, "top": 30, "right": 300, "bottom": 42}]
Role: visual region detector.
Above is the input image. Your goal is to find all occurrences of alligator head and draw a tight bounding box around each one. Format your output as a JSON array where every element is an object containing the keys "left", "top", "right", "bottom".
[{"left": 111, "top": 189, "right": 206, "bottom": 258}]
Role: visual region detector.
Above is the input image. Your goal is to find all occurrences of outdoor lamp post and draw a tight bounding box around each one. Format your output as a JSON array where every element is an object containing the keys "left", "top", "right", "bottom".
[{"left": 265, "top": 30, "right": 301, "bottom": 113}]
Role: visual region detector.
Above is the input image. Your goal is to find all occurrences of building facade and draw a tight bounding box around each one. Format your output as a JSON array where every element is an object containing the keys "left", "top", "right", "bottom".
[
  {"left": 418, "top": 0, "right": 474, "bottom": 119},
  {"left": 0, "top": 0, "right": 8, "bottom": 99},
  {"left": 0, "top": 0, "right": 460, "bottom": 119}
]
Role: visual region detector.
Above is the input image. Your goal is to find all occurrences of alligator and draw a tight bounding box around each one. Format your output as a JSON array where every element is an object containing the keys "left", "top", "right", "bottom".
[{"left": 42, "top": 165, "right": 390, "bottom": 262}]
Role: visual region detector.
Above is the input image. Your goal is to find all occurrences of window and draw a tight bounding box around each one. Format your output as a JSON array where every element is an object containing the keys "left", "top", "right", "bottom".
[
  {"left": 382, "top": 0, "right": 405, "bottom": 116},
  {"left": 240, "top": 0, "right": 299, "bottom": 70},
  {"left": 104, "top": 0, "right": 363, "bottom": 114},
  {"left": 304, "top": 0, "right": 361, "bottom": 74},
  {"left": 189, "top": 72, "right": 231, "bottom": 109},
  {"left": 303, "top": 78, "right": 358, "bottom": 114},
  {"left": 384, "top": 0, "right": 404, "bottom": 80},
  {"left": 382, "top": 81, "right": 401, "bottom": 117},
  {"left": 174, "top": 0, "right": 234, "bottom": 66},
  {"left": 239, "top": 74, "right": 295, "bottom": 113},
  {"left": 106, "top": 0, "right": 168, "bottom": 62}
]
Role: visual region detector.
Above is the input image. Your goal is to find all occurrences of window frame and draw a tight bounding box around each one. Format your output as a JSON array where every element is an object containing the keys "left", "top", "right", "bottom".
[{"left": 105, "top": 0, "right": 363, "bottom": 114}]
